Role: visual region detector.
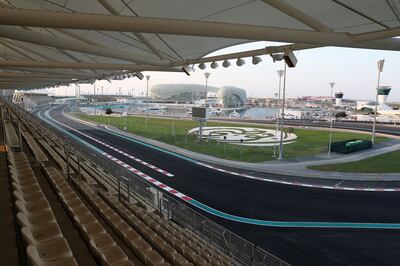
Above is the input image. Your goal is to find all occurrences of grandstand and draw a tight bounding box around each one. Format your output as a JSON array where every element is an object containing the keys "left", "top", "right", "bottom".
[
  {"left": 12, "top": 92, "right": 54, "bottom": 111},
  {"left": 0, "top": 98, "right": 284, "bottom": 265},
  {"left": 1, "top": 2, "right": 399, "bottom": 265}
]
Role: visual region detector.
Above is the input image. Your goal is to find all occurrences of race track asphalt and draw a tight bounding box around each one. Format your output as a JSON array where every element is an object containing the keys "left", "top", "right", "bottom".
[{"left": 43, "top": 106, "right": 400, "bottom": 266}]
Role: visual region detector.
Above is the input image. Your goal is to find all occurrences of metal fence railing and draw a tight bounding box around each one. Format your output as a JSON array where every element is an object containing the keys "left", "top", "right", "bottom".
[{"left": 3, "top": 99, "right": 289, "bottom": 266}]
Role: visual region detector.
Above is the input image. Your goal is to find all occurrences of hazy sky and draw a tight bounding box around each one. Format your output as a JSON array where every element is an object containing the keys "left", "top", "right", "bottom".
[{"left": 52, "top": 41, "right": 400, "bottom": 102}]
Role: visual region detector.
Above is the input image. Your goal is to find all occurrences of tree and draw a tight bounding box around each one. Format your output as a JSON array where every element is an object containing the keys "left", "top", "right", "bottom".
[
  {"left": 105, "top": 108, "right": 113, "bottom": 115},
  {"left": 335, "top": 111, "right": 347, "bottom": 119},
  {"left": 361, "top": 107, "right": 374, "bottom": 115}
]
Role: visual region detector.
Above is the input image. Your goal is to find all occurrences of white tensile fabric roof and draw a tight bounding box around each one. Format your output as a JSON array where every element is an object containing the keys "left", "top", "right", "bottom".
[{"left": 0, "top": 0, "right": 399, "bottom": 89}]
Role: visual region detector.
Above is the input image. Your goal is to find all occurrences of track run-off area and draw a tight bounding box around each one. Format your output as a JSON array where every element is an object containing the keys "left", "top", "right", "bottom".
[{"left": 38, "top": 105, "right": 400, "bottom": 265}]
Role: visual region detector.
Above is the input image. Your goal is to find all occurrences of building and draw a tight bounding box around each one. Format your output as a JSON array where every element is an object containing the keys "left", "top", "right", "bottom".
[
  {"left": 356, "top": 86, "right": 400, "bottom": 121},
  {"left": 150, "top": 84, "right": 247, "bottom": 110},
  {"left": 335, "top": 92, "right": 344, "bottom": 106},
  {"left": 12, "top": 92, "right": 54, "bottom": 111}
]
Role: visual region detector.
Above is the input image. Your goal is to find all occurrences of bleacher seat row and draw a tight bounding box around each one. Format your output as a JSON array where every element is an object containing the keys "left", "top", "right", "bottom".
[
  {"left": 21, "top": 129, "right": 48, "bottom": 163},
  {"left": 6, "top": 103, "right": 238, "bottom": 266},
  {"left": 42, "top": 165, "right": 135, "bottom": 266},
  {"left": 7, "top": 151, "right": 78, "bottom": 266},
  {"left": 4, "top": 119, "right": 20, "bottom": 150}
]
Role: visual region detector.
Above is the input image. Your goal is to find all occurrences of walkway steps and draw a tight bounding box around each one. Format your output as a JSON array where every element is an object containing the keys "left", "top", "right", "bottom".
[{"left": 0, "top": 146, "right": 20, "bottom": 266}]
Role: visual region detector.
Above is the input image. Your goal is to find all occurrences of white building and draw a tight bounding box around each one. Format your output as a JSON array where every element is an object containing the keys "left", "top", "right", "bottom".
[
  {"left": 150, "top": 84, "right": 247, "bottom": 110},
  {"left": 356, "top": 86, "right": 400, "bottom": 122}
]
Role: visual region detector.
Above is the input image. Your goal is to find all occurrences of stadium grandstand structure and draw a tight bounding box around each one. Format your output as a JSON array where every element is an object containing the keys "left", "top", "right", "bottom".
[{"left": 0, "top": 98, "right": 288, "bottom": 265}]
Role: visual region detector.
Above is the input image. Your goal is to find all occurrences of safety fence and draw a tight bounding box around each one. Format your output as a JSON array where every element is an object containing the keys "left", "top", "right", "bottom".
[{"left": 3, "top": 100, "right": 289, "bottom": 266}]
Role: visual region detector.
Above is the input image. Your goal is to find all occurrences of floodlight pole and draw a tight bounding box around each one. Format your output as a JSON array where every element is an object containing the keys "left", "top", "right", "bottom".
[
  {"left": 204, "top": 72, "right": 210, "bottom": 107},
  {"left": 172, "top": 110, "right": 175, "bottom": 136},
  {"left": 93, "top": 81, "right": 96, "bottom": 115},
  {"left": 273, "top": 70, "right": 284, "bottom": 157},
  {"left": 145, "top": 75, "right": 150, "bottom": 131},
  {"left": 328, "top": 82, "right": 335, "bottom": 157},
  {"left": 278, "top": 63, "right": 287, "bottom": 160},
  {"left": 372, "top": 59, "right": 384, "bottom": 145}
]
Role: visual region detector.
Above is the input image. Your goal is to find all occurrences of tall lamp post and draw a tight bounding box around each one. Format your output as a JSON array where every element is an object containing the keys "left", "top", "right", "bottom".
[
  {"left": 145, "top": 75, "right": 150, "bottom": 131},
  {"left": 273, "top": 70, "right": 284, "bottom": 157},
  {"left": 327, "top": 82, "right": 335, "bottom": 157},
  {"left": 372, "top": 59, "right": 385, "bottom": 144},
  {"left": 204, "top": 72, "right": 210, "bottom": 107},
  {"left": 93, "top": 81, "right": 96, "bottom": 115},
  {"left": 278, "top": 63, "right": 287, "bottom": 160},
  {"left": 271, "top": 51, "right": 297, "bottom": 160},
  {"left": 77, "top": 84, "right": 80, "bottom": 106}
]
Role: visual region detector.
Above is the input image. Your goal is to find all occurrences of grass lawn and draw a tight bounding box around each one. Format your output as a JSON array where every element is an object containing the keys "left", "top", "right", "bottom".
[
  {"left": 76, "top": 114, "right": 386, "bottom": 163},
  {"left": 308, "top": 150, "right": 400, "bottom": 173}
]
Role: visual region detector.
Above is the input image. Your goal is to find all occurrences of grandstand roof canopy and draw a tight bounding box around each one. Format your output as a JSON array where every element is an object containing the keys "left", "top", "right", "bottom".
[{"left": 0, "top": 0, "right": 399, "bottom": 89}]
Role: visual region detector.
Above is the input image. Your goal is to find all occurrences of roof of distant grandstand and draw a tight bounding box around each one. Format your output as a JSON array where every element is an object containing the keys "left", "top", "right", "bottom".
[{"left": 0, "top": 0, "right": 399, "bottom": 89}]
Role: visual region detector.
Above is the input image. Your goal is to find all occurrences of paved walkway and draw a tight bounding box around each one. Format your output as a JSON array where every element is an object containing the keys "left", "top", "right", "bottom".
[{"left": 67, "top": 113, "right": 400, "bottom": 181}]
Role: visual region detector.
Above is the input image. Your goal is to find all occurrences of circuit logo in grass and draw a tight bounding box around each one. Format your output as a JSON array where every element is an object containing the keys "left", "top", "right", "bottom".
[{"left": 188, "top": 127, "right": 297, "bottom": 146}]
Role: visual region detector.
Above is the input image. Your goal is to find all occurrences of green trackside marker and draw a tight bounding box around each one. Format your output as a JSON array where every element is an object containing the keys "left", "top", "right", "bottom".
[{"left": 47, "top": 108, "right": 400, "bottom": 230}]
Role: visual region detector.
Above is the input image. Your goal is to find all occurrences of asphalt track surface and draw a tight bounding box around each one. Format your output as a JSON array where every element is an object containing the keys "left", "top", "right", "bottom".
[{"left": 43, "top": 106, "right": 400, "bottom": 265}]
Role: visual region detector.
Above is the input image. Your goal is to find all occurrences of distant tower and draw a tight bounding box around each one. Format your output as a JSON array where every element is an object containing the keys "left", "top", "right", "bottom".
[
  {"left": 335, "top": 92, "right": 344, "bottom": 106},
  {"left": 377, "top": 86, "right": 391, "bottom": 106}
]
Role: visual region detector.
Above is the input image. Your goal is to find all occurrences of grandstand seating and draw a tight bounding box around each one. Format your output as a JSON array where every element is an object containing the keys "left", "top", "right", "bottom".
[
  {"left": 4, "top": 119, "right": 20, "bottom": 149},
  {"left": 1, "top": 101, "right": 239, "bottom": 266},
  {"left": 21, "top": 129, "right": 48, "bottom": 162},
  {"left": 7, "top": 151, "right": 78, "bottom": 266},
  {"left": 71, "top": 177, "right": 170, "bottom": 265},
  {"left": 42, "top": 165, "right": 134, "bottom": 266}
]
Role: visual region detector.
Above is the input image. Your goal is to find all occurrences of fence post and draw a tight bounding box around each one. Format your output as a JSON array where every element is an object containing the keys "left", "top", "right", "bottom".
[
  {"left": 118, "top": 175, "right": 121, "bottom": 202},
  {"left": 251, "top": 245, "right": 255, "bottom": 266},
  {"left": 156, "top": 189, "right": 160, "bottom": 213},
  {"left": 65, "top": 148, "right": 70, "bottom": 181},
  {"left": 193, "top": 211, "right": 195, "bottom": 231},
  {"left": 77, "top": 155, "right": 81, "bottom": 180},
  {"left": 18, "top": 123, "right": 23, "bottom": 152},
  {"left": 2, "top": 116, "right": 6, "bottom": 145},
  {"left": 208, "top": 221, "right": 212, "bottom": 243},
  {"left": 127, "top": 176, "right": 130, "bottom": 203},
  {"left": 166, "top": 199, "right": 170, "bottom": 219},
  {"left": 229, "top": 232, "right": 232, "bottom": 257},
  {"left": 185, "top": 204, "right": 188, "bottom": 226}
]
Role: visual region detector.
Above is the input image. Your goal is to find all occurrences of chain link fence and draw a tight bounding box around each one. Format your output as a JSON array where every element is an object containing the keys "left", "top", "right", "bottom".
[{"left": 5, "top": 100, "right": 289, "bottom": 266}]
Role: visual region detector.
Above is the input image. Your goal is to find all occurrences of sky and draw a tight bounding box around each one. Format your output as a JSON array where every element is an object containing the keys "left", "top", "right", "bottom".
[{"left": 49, "top": 41, "right": 400, "bottom": 102}]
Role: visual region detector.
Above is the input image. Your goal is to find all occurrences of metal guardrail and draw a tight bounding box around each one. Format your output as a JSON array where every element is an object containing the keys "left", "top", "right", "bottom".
[{"left": 4, "top": 99, "right": 289, "bottom": 266}]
